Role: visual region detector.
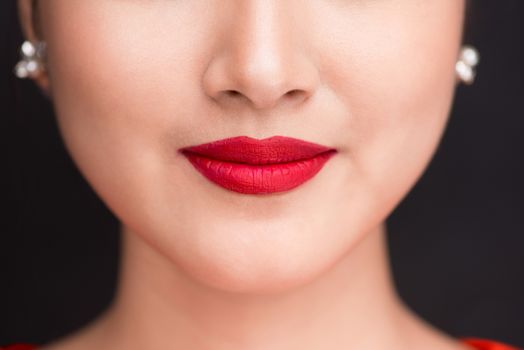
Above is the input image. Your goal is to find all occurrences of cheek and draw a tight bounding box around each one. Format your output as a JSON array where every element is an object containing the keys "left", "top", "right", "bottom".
[
  {"left": 42, "top": 1, "right": 211, "bottom": 139},
  {"left": 314, "top": 1, "right": 464, "bottom": 209},
  {"left": 39, "top": 1, "right": 220, "bottom": 226}
]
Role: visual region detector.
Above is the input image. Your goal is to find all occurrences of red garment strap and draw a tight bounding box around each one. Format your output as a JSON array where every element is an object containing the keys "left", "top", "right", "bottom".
[{"left": 462, "top": 337, "right": 522, "bottom": 350}]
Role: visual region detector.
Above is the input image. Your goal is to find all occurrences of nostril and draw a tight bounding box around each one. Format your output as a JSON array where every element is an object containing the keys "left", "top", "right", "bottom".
[
  {"left": 285, "top": 89, "right": 308, "bottom": 102},
  {"left": 225, "top": 90, "right": 241, "bottom": 97},
  {"left": 286, "top": 89, "right": 300, "bottom": 97}
]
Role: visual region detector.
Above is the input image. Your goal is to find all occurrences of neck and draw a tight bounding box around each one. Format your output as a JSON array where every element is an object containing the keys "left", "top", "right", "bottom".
[{"left": 81, "top": 224, "right": 452, "bottom": 350}]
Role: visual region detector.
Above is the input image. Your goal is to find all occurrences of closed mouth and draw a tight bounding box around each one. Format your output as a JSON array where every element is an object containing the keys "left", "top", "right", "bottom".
[{"left": 179, "top": 135, "right": 337, "bottom": 194}]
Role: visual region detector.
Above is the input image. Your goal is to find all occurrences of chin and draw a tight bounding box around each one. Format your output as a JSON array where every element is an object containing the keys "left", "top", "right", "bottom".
[
  {"left": 178, "top": 248, "right": 338, "bottom": 296},
  {"left": 159, "top": 218, "right": 349, "bottom": 295}
]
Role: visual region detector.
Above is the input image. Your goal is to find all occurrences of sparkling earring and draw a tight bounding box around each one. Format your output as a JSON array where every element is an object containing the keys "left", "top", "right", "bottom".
[
  {"left": 455, "top": 45, "right": 480, "bottom": 85},
  {"left": 14, "top": 40, "right": 47, "bottom": 79}
]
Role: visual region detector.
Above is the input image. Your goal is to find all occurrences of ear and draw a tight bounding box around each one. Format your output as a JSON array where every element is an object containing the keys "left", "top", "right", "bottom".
[{"left": 17, "top": 0, "right": 50, "bottom": 92}]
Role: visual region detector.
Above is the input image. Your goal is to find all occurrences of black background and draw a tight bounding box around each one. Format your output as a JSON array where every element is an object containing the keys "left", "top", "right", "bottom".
[{"left": 2, "top": 0, "right": 524, "bottom": 347}]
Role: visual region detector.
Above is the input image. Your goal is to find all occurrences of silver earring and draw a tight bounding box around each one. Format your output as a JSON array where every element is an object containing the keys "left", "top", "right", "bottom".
[
  {"left": 455, "top": 45, "right": 480, "bottom": 85},
  {"left": 14, "top": 40, "right": 47, "bottom": 79}
]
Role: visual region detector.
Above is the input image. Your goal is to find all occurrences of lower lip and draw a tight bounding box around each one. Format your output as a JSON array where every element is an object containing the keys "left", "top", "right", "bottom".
[{"left": 182, "top": 151, "right": 337, "bottom": 194}]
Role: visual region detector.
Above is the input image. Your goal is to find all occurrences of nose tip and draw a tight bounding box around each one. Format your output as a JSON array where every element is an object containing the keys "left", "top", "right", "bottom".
[{"left": 203, "top": 52, "right": 318, "bottom": 110}]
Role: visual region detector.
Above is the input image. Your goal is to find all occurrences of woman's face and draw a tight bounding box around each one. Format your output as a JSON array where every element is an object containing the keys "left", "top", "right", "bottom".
[{"left": 26, "top": 0, "right": 465, "bottom": 293}]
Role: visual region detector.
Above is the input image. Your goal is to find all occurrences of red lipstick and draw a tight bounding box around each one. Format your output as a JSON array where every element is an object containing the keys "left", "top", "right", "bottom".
[{"left": 179, "top": 136, "right": 337, "bottom": 194}]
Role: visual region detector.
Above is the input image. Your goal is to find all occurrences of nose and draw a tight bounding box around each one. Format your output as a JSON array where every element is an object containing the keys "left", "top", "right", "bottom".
[{"left": 202, "top": 1, "right": 320, "bottom": 111}]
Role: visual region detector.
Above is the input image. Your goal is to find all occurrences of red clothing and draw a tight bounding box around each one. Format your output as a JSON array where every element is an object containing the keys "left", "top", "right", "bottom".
[
  {"left": 461, "top": 338, "right": 522, "bottom": 350},
  {"left": 0, "top": 338, "right": 521, "bottom": 349}
]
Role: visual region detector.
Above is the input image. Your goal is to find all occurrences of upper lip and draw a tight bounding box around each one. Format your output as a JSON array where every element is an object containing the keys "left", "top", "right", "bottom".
[{"left": 179, "top": 136, "right": 336, "bottom": 165}]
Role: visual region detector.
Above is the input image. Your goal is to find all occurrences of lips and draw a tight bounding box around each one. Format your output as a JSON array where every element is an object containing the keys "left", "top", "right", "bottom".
[{"left": 179, "top": 136, "right": 337, "bottom": 194}]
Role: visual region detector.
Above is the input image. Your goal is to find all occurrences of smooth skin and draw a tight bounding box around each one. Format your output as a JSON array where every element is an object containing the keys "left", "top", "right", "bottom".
[{"left": 19, "top": 1, "right": 473, "bottom": 349}]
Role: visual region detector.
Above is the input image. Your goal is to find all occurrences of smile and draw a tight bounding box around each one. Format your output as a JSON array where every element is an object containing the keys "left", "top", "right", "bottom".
[{"left": 179, "top": 135, "right": 337, "bottom": 194}]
